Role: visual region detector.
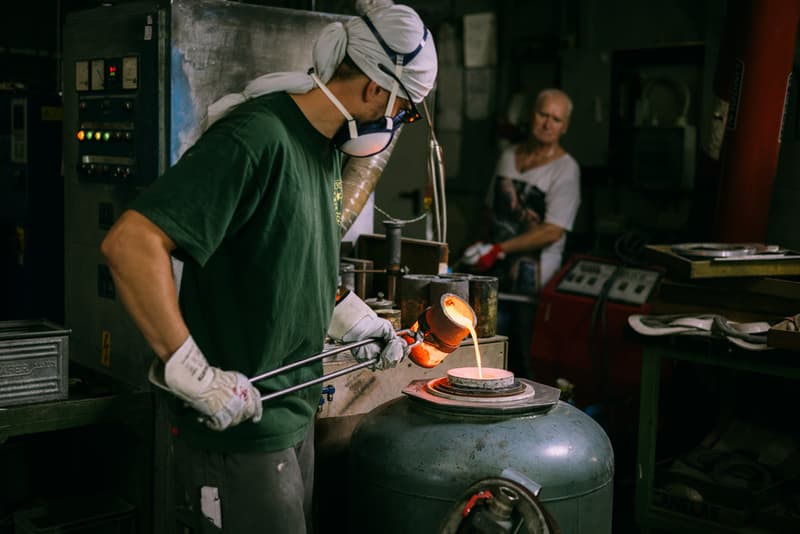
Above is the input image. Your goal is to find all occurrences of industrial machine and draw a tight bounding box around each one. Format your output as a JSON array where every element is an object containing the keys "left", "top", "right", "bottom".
[
  {"left": 64, "top": 2, "right": 164, "bottom": 386},
  {"left": 0, "top": 90, "right": 63, "bottom": 322},
  {"left": 530, "top": 254, "right": 662, "bottom": 409},
  {"left": 348, "top": 366, "right": 615, "bottom": 533}
]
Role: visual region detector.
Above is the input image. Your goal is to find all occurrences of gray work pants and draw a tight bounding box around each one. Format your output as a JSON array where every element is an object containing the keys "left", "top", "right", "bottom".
[{"left": 174, "top": 425, "right": 315, "bottom": 533}]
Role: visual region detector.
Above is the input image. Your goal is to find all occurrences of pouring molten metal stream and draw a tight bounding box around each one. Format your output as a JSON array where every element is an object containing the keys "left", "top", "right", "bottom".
[{"left": 403, "top": 293, "right": 486, "bottom": 377}]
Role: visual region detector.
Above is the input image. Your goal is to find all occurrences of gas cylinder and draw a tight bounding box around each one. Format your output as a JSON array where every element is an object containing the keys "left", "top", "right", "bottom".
[{"left": 348, "top": 368, "right": 614, "bottom": 533}]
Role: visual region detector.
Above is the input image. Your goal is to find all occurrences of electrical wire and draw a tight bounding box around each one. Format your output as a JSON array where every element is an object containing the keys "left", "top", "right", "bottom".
[
  {"left": 613, "top": 229, "right": 652, "bottom": 266},
  {"left": 586, "top": 229, "right": 652, "bottom": 427},
  {"left": 370, "top": 99, "right": 448, "bottom": 240},
  {"left": 373, "top": 205, "right": 428, "bottom": 225}
]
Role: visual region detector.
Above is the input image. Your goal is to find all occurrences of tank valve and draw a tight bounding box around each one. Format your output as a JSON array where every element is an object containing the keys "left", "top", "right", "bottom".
[
  {"left": 317, "top": 385, "right": 336, "bottom": 412},
  {"left": 463, "top": 486, "right": 521, "bottom": 533}
]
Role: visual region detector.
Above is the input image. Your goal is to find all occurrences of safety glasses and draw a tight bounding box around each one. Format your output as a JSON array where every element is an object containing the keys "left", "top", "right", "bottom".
[{"left": 378, "top": 63, "right": 422, "bottom": 125}]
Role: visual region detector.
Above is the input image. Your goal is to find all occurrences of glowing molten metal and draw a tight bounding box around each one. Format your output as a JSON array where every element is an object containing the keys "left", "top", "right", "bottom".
[{"left": 405, "top": 294, "right": 477, "bottom": 369}]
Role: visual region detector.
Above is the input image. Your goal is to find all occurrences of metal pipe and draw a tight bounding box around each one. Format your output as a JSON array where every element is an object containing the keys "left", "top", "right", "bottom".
[
  {"left": 433, "top": 137, "right": 447, "bottom": 243},
  {"left": 383, "top": 220, "right": 405, "bottom": 302},
  {"left": 428, "top": 138, "right": 441, "bottom": 241},
  {"left": 423, "top": 99, "right": 447, "bottom": 243},
  {"left": 710, "top": 0, "right": 800, "bottom": 242}
]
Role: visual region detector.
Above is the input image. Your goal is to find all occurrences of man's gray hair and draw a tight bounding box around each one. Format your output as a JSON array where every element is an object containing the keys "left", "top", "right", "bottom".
[{"left": 536, "top": 88, "right": 573, "bottom": 118}]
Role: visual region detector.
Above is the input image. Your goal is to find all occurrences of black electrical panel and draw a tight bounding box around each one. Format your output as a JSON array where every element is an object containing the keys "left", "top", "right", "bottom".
[
  {"left": 0, "top": 92, "right": 63, "bottom": 322},
  {"left": 62, "top": 2, "right": 166, "bottom": 389},
  {"left": 72, "top": 44, "right": 159, "bottom": 187}
]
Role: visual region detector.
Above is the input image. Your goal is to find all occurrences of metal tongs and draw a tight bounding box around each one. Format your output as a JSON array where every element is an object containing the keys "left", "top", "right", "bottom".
[
  {"left": 254, "top": 329, "right": 422, "bottom": 402},
  {"left": 146, "top": 330, "right": 422, "bottom": 404}
]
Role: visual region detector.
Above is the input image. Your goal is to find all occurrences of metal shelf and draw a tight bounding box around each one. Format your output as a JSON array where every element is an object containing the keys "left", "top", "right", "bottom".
[{"left": 635, "top": 336, "right": 800, "bottom": 533}]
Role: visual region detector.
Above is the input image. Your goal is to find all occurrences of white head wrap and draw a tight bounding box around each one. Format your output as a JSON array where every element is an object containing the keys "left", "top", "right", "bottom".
[{"left": 205, "top": 0, "right": 437, "bottom": 129}]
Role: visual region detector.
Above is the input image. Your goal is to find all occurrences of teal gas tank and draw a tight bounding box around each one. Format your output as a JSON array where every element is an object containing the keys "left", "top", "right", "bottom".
[{"left": 348, "top": 369, "right": 614, "bottom": 533}]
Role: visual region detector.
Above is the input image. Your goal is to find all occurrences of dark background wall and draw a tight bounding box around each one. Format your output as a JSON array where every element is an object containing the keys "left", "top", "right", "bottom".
[{"left": 2, "top": 0, "right": 800, "bottom": 321}]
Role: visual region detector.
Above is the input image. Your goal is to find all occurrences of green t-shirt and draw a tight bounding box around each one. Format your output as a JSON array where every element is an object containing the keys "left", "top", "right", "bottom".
[{"left": 131, "top": 92, "right": 342, "bottom": 452}]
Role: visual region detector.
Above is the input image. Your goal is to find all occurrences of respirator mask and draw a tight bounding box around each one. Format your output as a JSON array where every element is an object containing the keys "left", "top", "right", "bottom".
[{"left": 314, "top": 16, "right": 428, "bottom": 158}]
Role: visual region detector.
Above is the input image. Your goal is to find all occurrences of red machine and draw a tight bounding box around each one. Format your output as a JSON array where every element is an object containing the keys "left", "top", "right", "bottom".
[{"left": 529, "top": 255, "right": 663, "bottom": 414}]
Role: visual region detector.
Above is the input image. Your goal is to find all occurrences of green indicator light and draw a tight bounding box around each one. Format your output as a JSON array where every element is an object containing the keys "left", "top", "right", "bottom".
[
  {"left": 103, "top": 131, "right": 111, "bottom": 141},
  {"left": 86, "top": 130, "right": 94, "bottom": 140}
]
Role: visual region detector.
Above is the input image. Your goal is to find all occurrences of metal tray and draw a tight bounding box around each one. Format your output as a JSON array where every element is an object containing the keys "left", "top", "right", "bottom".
[{"left": 0, "top": 319, "right": 71, "bottom": 407}]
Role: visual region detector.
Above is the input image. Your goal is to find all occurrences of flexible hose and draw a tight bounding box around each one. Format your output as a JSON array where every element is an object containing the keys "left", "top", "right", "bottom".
[{"left": 339, "top": 126, "right": 403, "bottom": 236}]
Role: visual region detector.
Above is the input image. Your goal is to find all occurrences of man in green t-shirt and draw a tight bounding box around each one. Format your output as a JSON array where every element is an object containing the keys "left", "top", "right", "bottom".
[{"left": 100, "top": 1, "right": 437, "bottom": 532}]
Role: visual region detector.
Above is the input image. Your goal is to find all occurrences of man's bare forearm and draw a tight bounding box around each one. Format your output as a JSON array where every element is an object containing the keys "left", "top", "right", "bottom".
[
  {"left": 501, "top": 222, "right": 564, "bottom": 255},
  {"left": 101, "top": 210, "right": 189, "bottom": 361}
]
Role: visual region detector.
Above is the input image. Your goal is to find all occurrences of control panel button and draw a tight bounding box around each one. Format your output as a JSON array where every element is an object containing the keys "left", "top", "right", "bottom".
[{"left": 556, "top": 259, "right": 662, "bottom": 305}]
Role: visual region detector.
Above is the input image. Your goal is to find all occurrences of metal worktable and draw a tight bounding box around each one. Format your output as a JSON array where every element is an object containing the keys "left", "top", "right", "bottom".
[{"left": 635, "top": 336, "right": 800, "bottom": 533}]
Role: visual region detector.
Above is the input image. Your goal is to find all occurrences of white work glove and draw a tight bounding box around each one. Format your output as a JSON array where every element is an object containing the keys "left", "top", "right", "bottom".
[
  {"left": 328, "top": 291, "right": 408, "bottom": 370},
  {"left": 163, "top": 336, "right": 263, "bottom": 431}
]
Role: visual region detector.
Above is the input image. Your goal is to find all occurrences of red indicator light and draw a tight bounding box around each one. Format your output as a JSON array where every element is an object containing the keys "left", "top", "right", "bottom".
[{"left": 76, "top": 130, "right": 85, "bottom": 141}]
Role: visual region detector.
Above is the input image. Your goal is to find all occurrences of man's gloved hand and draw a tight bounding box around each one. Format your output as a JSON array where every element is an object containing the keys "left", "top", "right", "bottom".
[
  {"left": 162, "top": 336, "right": 263, "bottom": 431},
  {"left": 474, "top": 243, "right": 505, "bottom": 272},
  {"left": 328, "top": 291, "right": 408, "bottom": 370},
  {"left": 462, "top": 242, "right": 505, "bottom": 272},
  {"left": 461, "top": 241, "right": 492, "bottom": 266}
]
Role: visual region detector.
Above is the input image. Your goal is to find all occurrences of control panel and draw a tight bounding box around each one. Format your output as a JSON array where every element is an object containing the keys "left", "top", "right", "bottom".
[
  {"left": 555, "top": 258, "right": 661, "bottom": 305},
  {"left": 63, "top": 4, "right": 164, "bottom": 388},
  {"left": 73, "top": 54, "right": 156, "bottom": 186}
]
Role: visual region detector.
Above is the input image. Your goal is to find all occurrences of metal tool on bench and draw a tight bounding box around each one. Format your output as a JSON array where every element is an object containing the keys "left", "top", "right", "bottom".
[
  {"left": 257, "top": 292, "right": 477, "bottom": 402},
  {"left": 148, "top": 293, "right": 477, "bottom": 404}
]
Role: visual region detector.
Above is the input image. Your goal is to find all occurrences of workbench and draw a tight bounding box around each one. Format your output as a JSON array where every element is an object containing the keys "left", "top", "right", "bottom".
[
  {"left": 635, "top": 335, "right": 800, "bottom": 533},
  {"left": 0, "top": 363, "right": 154, "bottom": 533}
]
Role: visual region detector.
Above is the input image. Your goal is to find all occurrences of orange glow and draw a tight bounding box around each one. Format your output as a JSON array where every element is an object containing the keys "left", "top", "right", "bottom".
[
  {"left": 448, "top": 367, "right": 511, "bottom": 381},
  {"left": 403, "top": 324, "right": 450, "bottom": 368},
  {"left": 404, "top": 294, "right": 478, "bottom": 369},
  {"left": 410, "top": 343, "right": 449, "bottom": 368},
  {"left": 76, "top": 130, "right": 85, "bottom": 141}
]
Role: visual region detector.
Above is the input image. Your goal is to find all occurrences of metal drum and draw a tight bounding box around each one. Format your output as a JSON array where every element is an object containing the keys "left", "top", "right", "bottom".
[
  {"left": 429, "top": 276, "right": 470, "bottom": 305},
  {"left": 468, "top": 275, "right": 498, "bottom": 338},
  {"left": 399, "top": 274, "right": 438, "bottom": 329},
  {"left": 348, "top": 368, "right": 614, "bottom": 533}
]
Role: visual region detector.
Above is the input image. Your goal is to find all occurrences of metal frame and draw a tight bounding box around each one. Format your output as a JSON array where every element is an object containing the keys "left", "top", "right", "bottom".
[{"left": 635, "top": 337, "right": 800, "bottom": 533}]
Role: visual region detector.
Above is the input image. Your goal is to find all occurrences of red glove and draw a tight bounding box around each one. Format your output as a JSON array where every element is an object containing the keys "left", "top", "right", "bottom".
[{"left": 475, "top": 244, "right": 504, "bottom": 272}]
